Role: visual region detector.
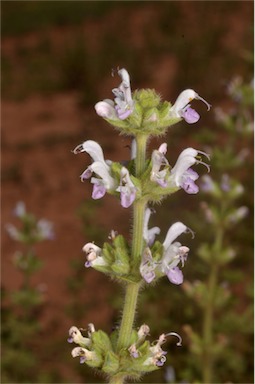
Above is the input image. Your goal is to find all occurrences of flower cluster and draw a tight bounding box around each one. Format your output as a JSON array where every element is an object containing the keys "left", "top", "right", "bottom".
[
  {"left": 73, "top": 140, "right": 137, "bottom": 208},
  {"left": 68, "top": 322, "right": 182, "bottom": 373},
  {"left": 140, "top": 208, "right": 192, "bottom": 285},
  {"left": 150, "top": 144, "right": 210, "bottom": 195},
  {"left": 73, "top": 140, "right": 209, "bottom": 208},
  {"left": 6, "top": 201, "right": 54, "bottom": 243},
  {"left": 93, "top": 68, "right": 211, "bottom": 136}
]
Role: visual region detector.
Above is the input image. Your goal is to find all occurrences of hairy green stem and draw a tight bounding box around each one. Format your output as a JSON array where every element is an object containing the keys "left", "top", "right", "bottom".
[
  {"left": 202, "top": 229, "right": 223, "bottom": 383},
  {"left": 116, "top": 282, "right": 141, "bottom": 352},
  {"left": 135, "top": 133, "right": 148, "bottom": 177},
  {"left": 109, "top": 373, "right": 127, "bottom": 384},
  {"left": 113, "top": 134, "right": 148, "bottom": 383}
]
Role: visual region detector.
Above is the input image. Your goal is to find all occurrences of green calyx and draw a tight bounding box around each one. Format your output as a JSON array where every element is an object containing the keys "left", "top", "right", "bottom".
[
  {"left": 78, "top": 327, "right": 159, "bottom": 379},
  {"left": 104, "top": 89, "right": 181, "bottom": 136},
  {"left": 100, "top": 235, "right": 140, "bottom": 282}
]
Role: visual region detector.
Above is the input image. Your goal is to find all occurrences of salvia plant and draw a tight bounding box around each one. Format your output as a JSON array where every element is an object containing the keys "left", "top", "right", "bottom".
[
  {"left": 3, "top": 202, "right": 54, "bottom": 383},
  {"left": 182, "top": 76, "right": 253, "bottom": 383},
  {"left": 68, "top": 68, "right": 211, "bottom": 383}
]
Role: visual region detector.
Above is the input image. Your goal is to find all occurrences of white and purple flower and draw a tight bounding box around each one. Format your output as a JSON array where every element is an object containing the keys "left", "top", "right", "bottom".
[
  {"left": 68, "top": 326, "right": 91, "bottom": 347},
  {"left": 150, "top": 143, "right": 169, "bottom": 187},
  {"left": 71, "top": 347, "right": 97, "bottom": 364},
  {"left": 144, "top": 332, "right": 182, "bottom": 367},
  {"left": 170, "top": 147, "right": 210, "bottom": 194},
  {"left": 161, "top": 222, "right": 190, "bottom": 285},
  {"left": 73, "top": 141, "right": 138, "bottom": 207},
  {"left": 82, "top": 242, "right": 107, "bottom": 268},
  {"left": 116, "top": 167, "right": 137, "bottom": 208},
  {"left": 73, "top": 140, "right": 116, "bottom": 200},
  {"left": 140, "top": 221, "right": 190, "bottom": 285},
  {"left": 140, "top": 247, "right": 157, "bottom": 284},
  {"left": 95, "top": 68, "right": 134, "bottom": 120},
  {"left": 170, "top": 89, "right": 211, "bottom": 124}
]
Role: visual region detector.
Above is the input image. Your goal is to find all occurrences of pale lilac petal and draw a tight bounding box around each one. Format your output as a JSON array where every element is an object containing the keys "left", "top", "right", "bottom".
[
  {"left": 140, "top": 248, "right": 156, "bottom": 283},
  {"left": 80, "top": 167, "right": 93, "bottom": 181},
  {"left": 167, "top": 267, "right": 183, "bottom": 285},
  {"left": 95, "top": 100, "right": 118, "bottom": 119},
  {"left": 115, "top": 105, "right": 132, "bottom": 120},
  {"left": 120, "top": 190, "right": 136, "bottom": 208},
  {"left": 200, "top": 175, "right": 214, "bottom": 192},
  {"left": 156, "top": 177, "right": 168, "bottom": 187},
  {"left": 85, "top": 261, "right": 92, "bottom": 268},
  {"left": 80, "top": 356, "right": 86, "bottom": 364},
  {"left": 92, "top": 182, "right": 106, "bottom": 199},
  {"left": 143, "top": 271, "right": 156, "bottom": 283},
  {"left": 181, "top": 177, "right": 199, "bottom": 194},
  {"left": 182, "top": 107, "right": 200, "bottom": 124},
  {"left": 186, "top": 168, "right": 199, "bottom": 181}
]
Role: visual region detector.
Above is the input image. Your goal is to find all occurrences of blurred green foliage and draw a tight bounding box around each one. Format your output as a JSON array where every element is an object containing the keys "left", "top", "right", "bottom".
[{"left": 1, "top": 1, "right": 253, "bottom": 383}]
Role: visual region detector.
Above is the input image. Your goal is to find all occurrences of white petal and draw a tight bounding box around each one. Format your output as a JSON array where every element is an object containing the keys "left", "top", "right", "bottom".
[
  {"left": 171, "top": 89, "right": 197, "bottom": 116},
  {"left": 82, "top": 242, "right": 101, "bottom": 254},
  {"left": 95, "top": 100, "right": 117, "bottom": 119},
  {"left": 163, "top": 222, "right": 187, "bottom": 249},
  {"left": 90, "top": 161, "right": 116, "bottom": 189},
  {"left": 171, "top": 155, "right": 197, "bottom": 186}
]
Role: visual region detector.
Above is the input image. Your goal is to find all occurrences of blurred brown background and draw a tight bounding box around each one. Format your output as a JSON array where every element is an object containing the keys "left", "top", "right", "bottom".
[{"left": 1, "top": 1, "right": 253, "bottom": 383}]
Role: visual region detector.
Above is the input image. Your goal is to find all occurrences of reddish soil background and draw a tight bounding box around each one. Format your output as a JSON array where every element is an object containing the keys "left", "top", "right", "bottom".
[{"left": 1, "top": 2, "right": 253, "bottom": 383}]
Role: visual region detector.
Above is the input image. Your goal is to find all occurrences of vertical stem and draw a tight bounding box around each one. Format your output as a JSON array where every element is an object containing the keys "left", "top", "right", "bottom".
[
  {"left": 202, "top": 229, "right": 223, "bottom": 384},
  {"left": 135, "top": 133, "right": 147, "bottom": 177},
  {"left": 109, "top": 374, "right": 127, "bottom": 384},
  {"left": 116, "top": 282, "right": 140, "bottom": 351},
  {"left": 202, "top": 264, "right": 218, "bottom": 383},
  {"left": 115, "top": 133, "right": 148, "bottom": 356}
]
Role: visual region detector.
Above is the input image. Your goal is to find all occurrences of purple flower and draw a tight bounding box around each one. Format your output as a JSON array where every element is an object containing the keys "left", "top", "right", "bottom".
[
  {"left": 128, "top": 344, "right": 140, "bottom": 359},
  {"left": 140, "top": 248, "right": 157, "bottom": 283},
  {"left": 95, "top": 68, "right": 134, "bottom": 120},
  {"left": 181, "top": 107, "right": 200, "bottom": 124},
  {"left": 200, "top": 174, "right": 215, "bottom": 192},
  {"left": 166, "top": 267, "right": 183, "bottom": 285},
  {"left": 68, "top": 326, "right": 91, "bottom": 347},
  {"left": 161, "top": 222, "right": 190, "bottom": 285},
  {"left": 82, "top": 243, "right": 107, "bottom": 268},
  {"left": 170, "top": 89, "right": 211, "bottom": 124},
  {"left": 73, "top": 140, "right": 117, "bottom": 199},
  {"left": 181, "top": 168, "right": 199, "bottom": 194},
  {"left": 112, "top": 68, "right": 134, "bottom": 119},
  {"left": 150, "top": 143, "right": 169, "bottom": 187},
  {"left": 71, "top": 347, "right": 97, "bottom": 364},
  {"left": 116, "top": 167, "right": 137, "bottom": 208},
  {"left": 170, "top": 147, "right": 210, "bottom": 194}
]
